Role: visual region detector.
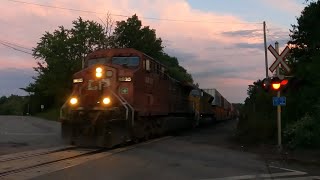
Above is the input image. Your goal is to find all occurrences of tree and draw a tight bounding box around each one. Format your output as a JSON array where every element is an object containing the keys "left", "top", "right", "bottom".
[
  {"left": 0, "top": 96, "right": 7, "bottom": 105},
  {"left": 289, "top": 0, "right": 320, "bottom": 61},
  {"left": 24, "top": 17, "right": 110, "bottom": 107},
  {"left": 282, "top": 1, "right": 320, "bottom": 148},
  {"left": 111, "top": 14, "right": 164, "bottom": 58},
  {"left": 0, "top": 95, "right": 27, "bottom": 115},
  {"left": 111, "top": 15, "right": 193, "bottom": 83},
  {"left": 286, "top": 0, "right": 320, "bottom": 118}
]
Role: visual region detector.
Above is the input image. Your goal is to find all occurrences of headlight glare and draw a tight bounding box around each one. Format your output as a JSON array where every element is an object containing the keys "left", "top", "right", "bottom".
[
  {"left": 95, "top": 67, "right": 103, "bottom": 78},
  {"left": 96, "top": 72, "right": 102, "bottom": 78},
  {"left": 96, "top": 67, "right": 103, "bottom": 73},
  {"left": 70, "top": 97, "right": 78, "bottom": 105},
  {"left": 102, "top": 97, "right": 111, "bottom": 105},
  {"left": 73, "top": 78, "right": 83, "bottom": 83}
]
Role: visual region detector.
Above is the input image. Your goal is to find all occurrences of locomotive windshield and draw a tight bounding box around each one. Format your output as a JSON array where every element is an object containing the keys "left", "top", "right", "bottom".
[
  {"left": 112, "top": 57, "right": 140, "bottom": 68},
  {"left": 87, "top": 57, "right": 108, "bottom": 67}
]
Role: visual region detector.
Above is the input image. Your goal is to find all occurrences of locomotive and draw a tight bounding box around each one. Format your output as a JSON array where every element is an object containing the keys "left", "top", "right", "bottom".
[{"left": 59, "top": 48, "right": 233, "bottom": 147}]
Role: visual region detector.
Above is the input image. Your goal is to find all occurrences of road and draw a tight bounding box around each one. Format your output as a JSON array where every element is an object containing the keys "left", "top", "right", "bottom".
[
  {"left": 0, "top": 117, "right": 319, "bottom": 179},
  {"left": 0, "top": 116, "right": 63, "bottom": 155},
  {"left": 31, "top": 120, "right": 319, "bottom": 180}
]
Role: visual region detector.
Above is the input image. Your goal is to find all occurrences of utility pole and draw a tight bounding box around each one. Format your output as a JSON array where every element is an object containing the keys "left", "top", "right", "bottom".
[
  {"left": 275, "top": 41, "right": 282, "bottom": 150},
  {"left": 263, "top": 21, "right": 269, "bottom": 78}
]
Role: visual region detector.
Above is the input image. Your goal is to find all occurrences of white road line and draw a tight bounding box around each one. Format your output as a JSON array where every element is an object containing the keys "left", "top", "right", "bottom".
[
  {"left": 202, "top": 166, "right": 308, "bottom": 180},
  {"left": 259, "top": 171, "right": 307, "bottom": 178},
  {"left": 266, "top": 176, "right": 320, "bottom": 180},
  {"left": 269, "top": 165, "right": 305, "bottom": 173}
]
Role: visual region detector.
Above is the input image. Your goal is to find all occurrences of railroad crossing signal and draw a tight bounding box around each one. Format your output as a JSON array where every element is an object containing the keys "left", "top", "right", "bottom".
[
  {"left": 271, "top": 78, "right": 288, "bottom": 91},
  {"left": 262, "top": 77, "right": 289, "bottom": 92},
  {"left": 268, "top": 45, "right": 291, "bottom": 73}
]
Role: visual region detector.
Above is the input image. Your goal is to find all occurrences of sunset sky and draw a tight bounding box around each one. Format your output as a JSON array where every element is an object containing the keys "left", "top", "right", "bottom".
[{"left": 0, "top": 0, "right": 307, "bottom": 103}]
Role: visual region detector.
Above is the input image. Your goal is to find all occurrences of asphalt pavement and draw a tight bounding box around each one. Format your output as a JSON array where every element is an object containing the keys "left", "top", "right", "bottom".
[
  {"left": 1, "top": 117, "right": 319, "bottom": 179},
  {"left": 0, "top": 116, "right": 64, "bottom": 155},
  {"left": 32, "top": 120, "right": 320, "bottom": 180}
]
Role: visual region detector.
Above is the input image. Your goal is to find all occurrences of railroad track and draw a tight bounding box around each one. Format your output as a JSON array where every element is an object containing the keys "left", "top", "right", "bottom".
[
  {"left": 0, "top": 146, "right": 75, "bottom": 163},
  {"left": 0, "top": 147, "right": 104, "bottom": 178},
  {"left": 0, "top": 136, "right": 171, "bottom": 180}
]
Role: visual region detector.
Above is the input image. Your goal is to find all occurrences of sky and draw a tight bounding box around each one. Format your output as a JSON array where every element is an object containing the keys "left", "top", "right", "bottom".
[{"left": 0, "top": 0, "right": 307, "bottom": 103}]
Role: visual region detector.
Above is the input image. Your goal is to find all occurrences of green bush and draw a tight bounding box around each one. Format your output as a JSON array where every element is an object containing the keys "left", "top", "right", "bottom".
[
  {"left": 236, "top": 85, "right": 278, "bottom": 144},
  {"left": 284, "top": 113, "right": 320, "bottom": 149}
]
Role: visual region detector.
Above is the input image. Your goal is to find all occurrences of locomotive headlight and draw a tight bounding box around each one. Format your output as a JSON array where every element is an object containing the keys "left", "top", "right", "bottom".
[
  {"left": 96, "top": 67, "right": 103, "bottom": 78},
  {"left": 70, "top": 97, "right": 78, "bottom": 105},
  {"left": 102, "top": 97, "right": 111, "bottom": 105},
  {"left": 96, "top": 67, "right": 103, "bottom": 73},
  {"left": 96, "top": 72, "right": 102, "bottom": 78},
  {"left": 73, "top": 78, "right": 83, "bottom": 83}
]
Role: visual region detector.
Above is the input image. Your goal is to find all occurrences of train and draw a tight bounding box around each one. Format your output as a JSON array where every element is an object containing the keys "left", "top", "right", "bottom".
[{"left": 59, "top": 48, "right": 236, "bottom": 147}]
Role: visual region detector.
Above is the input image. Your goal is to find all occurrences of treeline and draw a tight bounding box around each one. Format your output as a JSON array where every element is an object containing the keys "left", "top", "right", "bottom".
[
  {"left": 237, "top": 1, "right": 320, "bottom": 149},
  {"left": 0, "top": 95, "right": 28, "bottom": 115},
  {"left": 22, "top": 14, "right": 193, "bottom": 116}
]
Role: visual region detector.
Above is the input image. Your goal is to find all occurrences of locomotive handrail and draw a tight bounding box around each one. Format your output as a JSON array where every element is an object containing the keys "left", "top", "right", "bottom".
[
  {"left": 109, "top": 89, "right": 135, "bottom": 127},
  {"left": 118, "top": 95, "right": 135, "bottom": 126},
  {"left": 109, "top": 90, "right": 129, "bottom": 120}
]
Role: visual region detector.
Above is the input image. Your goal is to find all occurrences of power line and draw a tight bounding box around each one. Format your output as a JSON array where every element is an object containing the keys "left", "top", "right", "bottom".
[
  {"left": 0, "top": 41, "right": 33, "bottom": 55},
  {"left": 0, "top": 39, "right": 33, "bottom": 51},
  {"left": 8, "top": 0, "right": 108, "bottom": 15},
  {"left": 7, "top": 0, "right": 262, "bottom": 25},
  {"left": 266, "top": 24, "right": 291, "bottom": 45}
]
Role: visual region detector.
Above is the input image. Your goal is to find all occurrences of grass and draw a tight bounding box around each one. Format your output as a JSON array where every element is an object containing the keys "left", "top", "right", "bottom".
[{"left": 34, "top": 107, "right": 60, "bottom": 121}]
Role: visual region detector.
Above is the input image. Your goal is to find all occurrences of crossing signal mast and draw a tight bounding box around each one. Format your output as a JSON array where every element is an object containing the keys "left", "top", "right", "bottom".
[{"left": 263, "top": 42, "right": 291, "bottom": 151}]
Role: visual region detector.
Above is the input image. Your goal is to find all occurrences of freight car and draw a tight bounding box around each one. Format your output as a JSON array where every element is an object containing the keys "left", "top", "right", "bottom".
[
  {"left": 202, "top": 88, "right": 234, "bottom": 121},
  {"left": 60, "top": 48, "right": 202, "bottom": 147},
  {"left": 189, "top": 89, "right": 215, "bottom": 124}
]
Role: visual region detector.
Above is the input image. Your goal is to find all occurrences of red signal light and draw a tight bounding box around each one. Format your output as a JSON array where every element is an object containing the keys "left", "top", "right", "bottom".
[
  {"left": 281, "top": 79, "right": 288, "bottom": 85},
  {"left": 271, "top": 79, "right": 288, "bottom": 91}
]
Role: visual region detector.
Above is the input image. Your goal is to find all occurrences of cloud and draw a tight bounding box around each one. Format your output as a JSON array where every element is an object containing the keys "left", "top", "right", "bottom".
[
  {"left": 0, "top": 0, "right": 294, "bottom": 103},
  {"left": 222, "top": 29, "right": 262, "bottom": 37},
  {"left": 234, "top": 42, "right": 264, "bottom": 49}
]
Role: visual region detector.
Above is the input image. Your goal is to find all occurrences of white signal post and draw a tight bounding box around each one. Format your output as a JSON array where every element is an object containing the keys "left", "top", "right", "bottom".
[
  {"left": 268, "top": 42, "right": 290, "bottom": 151},
  {"left": 275, "top": 42, "right": 282, "bottom": 150}
]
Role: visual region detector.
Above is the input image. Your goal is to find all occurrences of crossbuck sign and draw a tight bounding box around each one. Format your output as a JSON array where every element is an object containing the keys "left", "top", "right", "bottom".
[{"left": 268, "top": 45, "right": 291, "bottom": 73}]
